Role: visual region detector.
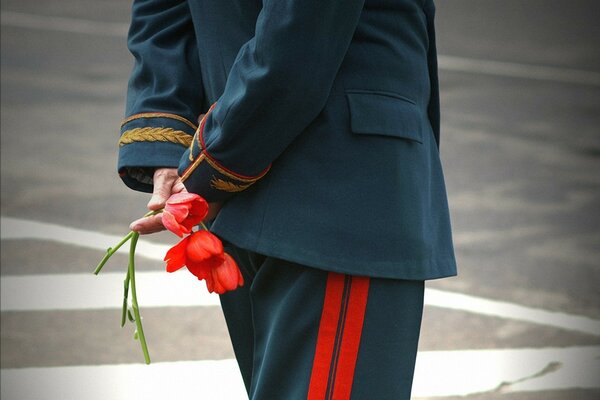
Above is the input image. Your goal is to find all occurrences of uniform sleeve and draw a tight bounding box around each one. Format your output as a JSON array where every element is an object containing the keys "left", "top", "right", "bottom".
[
  {"left": 178, "top": 0, "right": 365, "bottom": 201},
  {"left": 118, "top": 0, "right": 205, "bottom": 193}
]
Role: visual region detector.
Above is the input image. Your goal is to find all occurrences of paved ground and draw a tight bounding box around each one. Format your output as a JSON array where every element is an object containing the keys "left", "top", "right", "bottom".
[{"left": 1, "top": 0, "right": 599, "bottom": 399}]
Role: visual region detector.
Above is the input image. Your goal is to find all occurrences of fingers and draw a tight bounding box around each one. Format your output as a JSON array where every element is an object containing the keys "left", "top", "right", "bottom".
[
  {"left": 131, "top": 167, "right": 213, "bottom": 235},
  {"left": 131, "top": 202, "right": 218, "bottom": 235},
  {"left": 147, "top": 168, "right": 180, "bottom": 210},
  {"left": 129, "top": 213, "right": 164, "bottom": 235},
  {"left": 171, "top": 178, "right": 187, "bottom": 194},
  {"left": 131, "top": 167, "right": 181, "bottom": 235}
]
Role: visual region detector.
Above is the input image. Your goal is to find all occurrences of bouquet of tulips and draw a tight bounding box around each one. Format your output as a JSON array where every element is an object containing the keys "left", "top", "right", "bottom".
[{"left": 93, "top": 193, "right": 244, "bottom": 364}]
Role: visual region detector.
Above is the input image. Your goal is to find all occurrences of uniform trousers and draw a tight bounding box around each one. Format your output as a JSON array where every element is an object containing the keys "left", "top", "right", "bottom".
[{"left": 220, "top": 244, "right": 425, "bottom": 400}]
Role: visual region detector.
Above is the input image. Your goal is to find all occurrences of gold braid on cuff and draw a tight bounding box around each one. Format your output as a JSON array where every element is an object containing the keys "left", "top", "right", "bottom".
[{"left": 119, "top": 127, "right": 193, "bottom": 147}]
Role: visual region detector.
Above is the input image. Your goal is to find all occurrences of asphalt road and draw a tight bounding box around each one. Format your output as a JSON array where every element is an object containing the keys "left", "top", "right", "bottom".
[{"left": 1, "top": 0, "right": 599, "bottom": 399}]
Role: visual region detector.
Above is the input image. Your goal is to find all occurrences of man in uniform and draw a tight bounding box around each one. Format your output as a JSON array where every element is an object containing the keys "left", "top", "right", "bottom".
[{"left": 119, "top": 0, "right": 457, "bottom": 398}]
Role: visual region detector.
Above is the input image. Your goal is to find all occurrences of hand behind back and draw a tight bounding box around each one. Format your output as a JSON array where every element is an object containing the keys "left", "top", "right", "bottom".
[{"left": 130, "top": 168, "right": 221, "bottom": 234}]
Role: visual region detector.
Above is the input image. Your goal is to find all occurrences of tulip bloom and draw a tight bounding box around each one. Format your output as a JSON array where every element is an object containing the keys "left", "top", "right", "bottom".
[
  {"left": 164, "top": 230, "right": 244, "bottom": 293},
  {"left": 162, "top": 193, "right": 208, "bottom": 237},
  {"left": 205, "top": 253, "right": 245, "bottom": 294},
  {"left": 164, "top": 230, "right": 225, "bottom": 280}
]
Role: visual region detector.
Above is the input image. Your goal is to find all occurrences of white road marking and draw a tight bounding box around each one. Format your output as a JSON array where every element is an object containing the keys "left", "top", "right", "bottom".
[
  {"left": 1, "top": 216, "right": 169, "bottom": 261},
  {"left": 2, "top": 271, "right": 599, "bottom": 336},
  {"left": 2, "top": 216, "right": 600, "bottom": 336},
  {"left": 412, "top": 346, "right": 600, "bottom": 397},
  {"left": 0, "top": 272, "right": 220, "bottom": 311},
  {"left": 425, "top": 288, "right": 600, "bottom": 337},
  {"left": 2, "top": 11, "right": 599, "bottom": 86},
  {"left": 0, "top": 10, "right": 128, "bottom": 37},
  {"left": 1, "top": 359, "right": 247, "bottom": 400},
  {"left": 1, "top": 346, "right": 598, "bottom": 399}
]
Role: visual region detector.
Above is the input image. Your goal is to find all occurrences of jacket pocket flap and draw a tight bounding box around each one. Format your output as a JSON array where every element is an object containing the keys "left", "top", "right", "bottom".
[{"left": 346, "top": 91, "right": 423, "bottom": 143}]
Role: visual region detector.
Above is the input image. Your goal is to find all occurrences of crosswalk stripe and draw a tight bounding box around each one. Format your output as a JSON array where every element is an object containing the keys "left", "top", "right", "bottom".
[
  {"left": 0, "top": 272, "right": 220, "bottom": 311},
  {"left": 1, "top": 346, "right": 598, "bottom": 399},
  {"left": 2, "top": 270, "right": 599, "bottom": 337},
  {"left": 425, "top": 288, "right": 600, "bottom": 337},
  {"left": 1, "top": 216, "right": 169, "bottom": 261}
]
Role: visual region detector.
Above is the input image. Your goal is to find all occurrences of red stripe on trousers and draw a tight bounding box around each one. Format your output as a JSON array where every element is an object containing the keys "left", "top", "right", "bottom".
[{"left": 307, "top": 273, "right": 370, "bottom": 400}]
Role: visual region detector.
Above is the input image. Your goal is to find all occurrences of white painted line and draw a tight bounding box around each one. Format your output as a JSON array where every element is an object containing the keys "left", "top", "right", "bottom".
[
  {"left": 425, "top": 288, "right": 600, "bottom": 337},
  {"left": 0, "top": 272, "right": 219, "bottom": 312},
  {"left": 2, "top": 272, "right": 599, "bottom": 338},
  {"left": 413, "top": 346, "right": 600, "bottom": 397},
  {"left": 1, "top": 216, "right": 169, "bottom": 261},
  {"left": 2, "top": 11, "right": 599, "bottom": 86},
  {"left": 1, "top": 359, "right": 247, "bottom": 400},
  {"left": 438, "top": 55, "right": 600, "bottom": 86},
  {"left": 0, "top": 10, "right": 128, "bottom": 37},
  {"left": 1, "top": 347, "right": 598, "bottom": 399},
  {"left": 2, "top": 216, "right": 600, "bottom": 336}
]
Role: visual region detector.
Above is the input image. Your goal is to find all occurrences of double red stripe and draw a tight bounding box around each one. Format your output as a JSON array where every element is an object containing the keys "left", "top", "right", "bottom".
[{"left": 308, "top": 273, "right": 370, "bottom": 400}]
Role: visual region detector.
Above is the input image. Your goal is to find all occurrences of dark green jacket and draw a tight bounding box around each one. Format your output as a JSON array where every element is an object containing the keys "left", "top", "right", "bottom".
[{"left": 118, "top": 0, "right": 457, "bottom": 280}]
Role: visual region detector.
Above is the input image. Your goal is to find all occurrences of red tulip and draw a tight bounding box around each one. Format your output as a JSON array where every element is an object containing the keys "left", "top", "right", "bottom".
[
  {"left": 164, "top": 230, "right": 244, "bottom": 294},
  {"left": 205, "top": 253, "right": 245, "bottom": 294},
  {"left": 162, "top": 193, "right": 208, "bottom": 237},
  {"left": 164, "top": 230, "right": 225, "bottom": 280}
]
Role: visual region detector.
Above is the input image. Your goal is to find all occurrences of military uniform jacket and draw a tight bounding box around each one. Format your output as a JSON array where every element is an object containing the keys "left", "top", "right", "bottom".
[{"left": 118, "top": 0, "right": 457, "bottom": 280}]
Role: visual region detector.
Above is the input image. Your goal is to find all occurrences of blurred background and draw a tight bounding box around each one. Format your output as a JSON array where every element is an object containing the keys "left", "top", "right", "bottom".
[{"left": 1, "top": 0, "right": 599, "bottom": 399}]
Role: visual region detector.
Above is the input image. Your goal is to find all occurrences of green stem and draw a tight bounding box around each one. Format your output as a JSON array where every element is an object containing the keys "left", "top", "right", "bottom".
[
  {"left": 200, "top": 222, "right": 208, "bottom": 231},
  {"left": 143, "top": 209, "right": 163, "bottom": 217},
  {"left": 121, "top": 268, "right": 131, "bottom": 327},
  {"left": 94, "top": 209, "right": 161, "bottom": 276},
  {"left": 128, "top": 232, "right": 151, "bottom": 364},
  {"left": 93, "top": 231, "right": 135, "bottom": 275}
]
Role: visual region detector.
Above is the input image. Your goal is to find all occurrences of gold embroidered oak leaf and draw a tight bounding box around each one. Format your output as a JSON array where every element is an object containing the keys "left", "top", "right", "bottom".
[
  {"left": 119, "top": 127, "right": 192, "bottom": 147},
  {"left": 210, "top": 177, "right": 253, "bottom": 193}
]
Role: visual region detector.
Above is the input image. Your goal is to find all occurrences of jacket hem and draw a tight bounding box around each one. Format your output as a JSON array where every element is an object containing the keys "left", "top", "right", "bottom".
[{"left": 212, "top": 224, "right": 458, "bottom": 281}]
